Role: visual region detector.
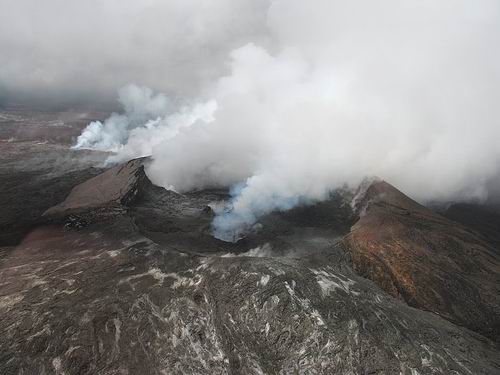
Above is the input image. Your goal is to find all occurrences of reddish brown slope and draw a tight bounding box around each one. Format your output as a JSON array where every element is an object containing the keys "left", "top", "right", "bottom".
[
  {"left": 43, "top": 157, "right": 150, "bottom": 223},
  {"left": 342, "top": 181, "right": 500, "bottom": 341}
]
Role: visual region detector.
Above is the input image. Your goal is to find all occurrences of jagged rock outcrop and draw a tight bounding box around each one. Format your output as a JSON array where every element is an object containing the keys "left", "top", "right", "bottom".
[
  {"left": 342, "top": 180, "right": 500, "bottom": 342},
  {"left": 43, "top": 157, "right": 150, "bottom": 225}
]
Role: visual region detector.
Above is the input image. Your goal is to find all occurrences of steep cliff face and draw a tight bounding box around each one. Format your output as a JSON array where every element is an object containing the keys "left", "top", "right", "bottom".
[
  {"left": 342, "top": 181, "right": 500, "bottom": 341},
  {"left": 43, "top": 157, "right": 151, "bottom": 225}
]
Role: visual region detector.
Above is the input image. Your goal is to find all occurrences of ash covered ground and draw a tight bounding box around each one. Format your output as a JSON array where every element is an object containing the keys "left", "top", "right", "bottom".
[{"left": 1, "top": 108, "right": 500, "bottom": 374}]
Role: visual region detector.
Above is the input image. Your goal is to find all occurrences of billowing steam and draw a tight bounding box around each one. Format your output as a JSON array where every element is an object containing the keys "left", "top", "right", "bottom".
[{"left": 7, "top": 1, "right": 500, "bottom": 240}]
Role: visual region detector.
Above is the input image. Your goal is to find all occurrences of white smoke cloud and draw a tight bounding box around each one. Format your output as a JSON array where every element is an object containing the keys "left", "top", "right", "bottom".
[
  {"left": 0, "top": 0, "right": 270, "bottom": 105},
  {"left": 73, "top": 85, "right": 173, "bottom": 151},
  {"left": 10, "top": 0, "right": 500, "bottom": 240}
]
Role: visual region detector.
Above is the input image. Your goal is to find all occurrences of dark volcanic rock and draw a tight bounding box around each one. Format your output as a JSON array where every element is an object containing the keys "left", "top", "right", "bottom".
[
  {"left": 129, "top": 183, "right": 233, "bottom": 255},
  {"left": 0, "top": 140, "right": 107, "bottom": 246},
  {"left": 130, "top": 184, "right": 355, "bottom": 257},
  {"left": 342, "top": 180, "right": 500, "bottom": 342},
  {"left": 442, "top": 202, "right": 500, "bottom": 250},
  {"left": 43, "top": 157, "right": 150, "bottom": 225},
  {"left": 0, "top": 107, "right": 107, "bottom": 145},
  {"left": 0, "top": 167, "right": 103, "bottom": 245},
  {"left": 1, "top": 118, "right": 500, "bottom": 374},
  {"left": 1, "top": 222, "right": 499, "bottom": 374}
]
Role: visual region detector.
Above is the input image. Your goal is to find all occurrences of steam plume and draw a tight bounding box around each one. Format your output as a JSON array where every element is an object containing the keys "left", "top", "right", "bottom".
[{"left": 21, "top": 1, "right": 500, "bottom": 240}]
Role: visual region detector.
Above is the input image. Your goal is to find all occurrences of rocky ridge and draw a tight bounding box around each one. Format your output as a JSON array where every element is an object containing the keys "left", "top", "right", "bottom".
[
  {"left": 342, "top": 181, "right": 500, "bottom": 341},
  {"left": 1, "top": 158, "right": 500, "bottom": 374}
]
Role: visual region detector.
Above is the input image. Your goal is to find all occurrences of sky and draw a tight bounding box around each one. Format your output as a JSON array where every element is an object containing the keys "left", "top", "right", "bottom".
[
  {"left": 0, "top": 0, "right": 270, "bottom": 106},
  {"left": 2, "top": 0, "right": 500, "bottom": 239}
]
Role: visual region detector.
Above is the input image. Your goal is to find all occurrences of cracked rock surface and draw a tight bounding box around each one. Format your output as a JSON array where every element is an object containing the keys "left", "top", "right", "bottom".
[{"left": 2, "top": 222, "right": 500, "bottom": 374}]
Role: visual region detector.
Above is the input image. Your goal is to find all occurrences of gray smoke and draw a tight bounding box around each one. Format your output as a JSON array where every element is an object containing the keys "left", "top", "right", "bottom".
[
  {"left": 0, "top": 0, "right": 270, "bottom": 106},
  {"left": 4, "top": 1, "right": 500, "bottom": 240}
]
